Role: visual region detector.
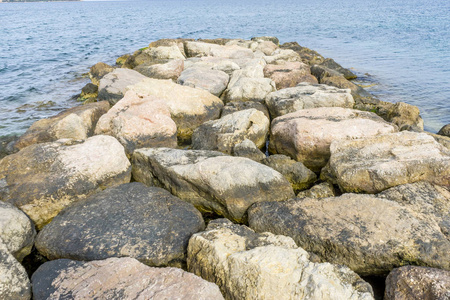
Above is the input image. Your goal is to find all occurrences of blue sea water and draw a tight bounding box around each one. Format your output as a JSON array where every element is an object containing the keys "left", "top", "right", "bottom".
[{"left": 0, "top": 0, "right": 449, "bottom": 137}]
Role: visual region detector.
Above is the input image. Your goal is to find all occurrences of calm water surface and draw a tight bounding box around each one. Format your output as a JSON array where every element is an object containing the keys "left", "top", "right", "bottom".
[{"left": 0, "top": 0, "right": 449, "bottom": 136}]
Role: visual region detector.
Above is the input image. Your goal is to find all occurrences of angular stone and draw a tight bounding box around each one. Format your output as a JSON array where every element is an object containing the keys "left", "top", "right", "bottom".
[
  {"left": 31, "top": 257, "right": 224, "bottom": 300},
  {"left": 177, "top": 67, "right": 229, "bottom": 97},
  {"left": 270, "top": 107, "right": 397, "bottom": 172},
  {"left": 0, "top": 241, "right": 31, "bottom": 300},
  {"left": 265, "top": 83, "right": 355, "bottom": 118},
  {"left": 0, "top": 136, "right": 131, "bottom": 230},
  {"left": 134, "top": 59, "right": 184, "bottom": 80},
  {"left": 98, "top": 68, "right": 148, "bottom": 105},
  {"left": 265, "top": 49, "right": 302, "bottom": 64},
  {"left": 248, "top": 194, "right": 450, "bottom": 275},
  {"left": 328, "top": 131, "right": 450, "bottom": 193},
  {"left": 89, "top": 62, "right": 114, "bottom": 86},
  {"left": 297, "top": 182, "right": 336, "bottom": 199},
  {"left": 280, "top": 42, "right": 325, "bottom": 65},
  {"left": 233, "top": 139, "right": 266, "bottom": 162},
  {"left": 222, "top": 77, "right": 276, "bottom": 103},
  {"left": 184, "top": 57, "right": 241, "bottom": 75},
  {"left": 221, "top": 100, "right": 270, "bottom": 120},
  {"left": 188, "top": 219, "right": 374, "bottom": 300},
  {"left": 132, "top": 148, "right": 294, "bottom": 223},
  {"left": 143, "top": 44, "right": 185, "bottom": 60},
  {"left": 191, "top": 109, "right": 270, "bottom": 154},
  {"left": 264, "top": 61, "right": 317, "bottom": 89},
  {"left": 320, "top": 58, "right": 357, "bottom": 80},
  {"left": 385, "top": 102, "right": 424, "bottom": 131},
  {"left": 185, "top": 41, "right": 254, "bottom": 59}
]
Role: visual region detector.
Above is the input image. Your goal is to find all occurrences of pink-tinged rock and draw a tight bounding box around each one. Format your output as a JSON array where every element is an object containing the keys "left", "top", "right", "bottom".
[
  {"left": 95, "top": 90, "right": 177, "bottom": 155},
  {"left": 264, "top": 61, "right": 317, "bottom": 89},
  {"left": 269, "top": 107, "right": 397, "bottom": 172}
]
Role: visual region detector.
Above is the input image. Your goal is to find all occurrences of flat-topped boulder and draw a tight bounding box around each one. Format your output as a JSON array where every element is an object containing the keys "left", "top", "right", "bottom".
[
  {"left": 0, "top": 241, "right": 31, "bottom": 300},
  {"left": 191, "top": 108, "right": 269, "bottom": 154},
  {"left": 177, "top": 67, "right": 229, "bottom": 96},
  {"left": 94, "top": 90, "right": 177, "bottom": 155},
  {"left": 269, "top": 107, "right": 397, "bottom": 172},
  {"left": 98, "top": 68, "right": 148, "bottom": 105},
  {"left": 143, "top": 44, "right": 186, "bottom": 60},
  {"left": 222, "top": 76, "right": 276, "bottom": 103},
  {"left": 132, "top": 148, "right": 294, "bottom": 223},
  {"left": 134, "top": 59, "right": 184, "bottom": 80},
  {"left": 185, "top": 41, "right": 254, "bottom": 59},
  {"left": 248, "top": 193, "right": 450, "bottom": 275},
  {"left": 127, "top": 78, "right": 223, "bottom": 142},
  {"left": 263, "top": 61, "right": 317, "bottom": 89},
  {"left": 184, "top": 57, "right": 241, "bottom": 75},
  {"left": 188, "top": 219, "right": 374, "bottom": 300},
  {"left": 32, "top": 257, "right": 224, "bottom": 300},
  {"left": 0, "top": 135, "right": 131, "bottom": 230},
  {"left": 36, "top": 183, "right": 204, "bottom": 267},
  {"left": 265, "top": 83, "right": 354, "bottom": 118},
  {"left": 327, "top": 131, "right": 450, "bottom": 193}
]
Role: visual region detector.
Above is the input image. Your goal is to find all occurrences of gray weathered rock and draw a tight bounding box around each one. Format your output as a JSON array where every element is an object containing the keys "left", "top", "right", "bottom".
[
  {"left": 280, "top": 42, "right": 325, "bottom": 65},
  {"left": 134, "top": 59, "right": 184, "bottom": 80},
  {"left": 89, "top": 62, "right": 114, "bottom": 86},
  {"left": 35, "top": 182, "right": 204, "bottom": 267},
  {"left": 32, "top": 257, "right": 224, "bottom": 300},
  {"left": 296, "top": 181, "right": 336, "bottom": 199},
  {"left": 191, "top": 109, "right": 270, "bottom": 154},
  {"left": 222, "top": 77, "right": 276, "bottom": 103},
  {"left": 251, "top": 36, "right": 280, "bottom": 46},
  {"left": 328, "top": 131, "right": 450, "bottom": 193},
  {"left": 265, "top": 83, "right": 354, "bottom": 118},
  {"left": 233, "top": 139, "right": 266, "bottom": 162},
  {"left": 184, "top": 57, "right": 241, "bottom": 75},
  {"left": 177, "top": 67, "right": 229, "bottom": 96},
  {"left": 438, "top": 123, "right": 450, "bottom": 137},
  {"left": 263, "top": 61, "right": 317, "bottom": 89},
  {"left": 98, "top": 68, "right": 148, "bottom": 105},
  {"left": 248, "top": 194, "right": 450, "bottom": 275},
  {"left": 221, "top": 100, "right": 270, "bottom": 120},
  {"left": 0, "top": 135, "right": 131, "bottom": 230},
  {"left": 320, "top": 58, "right": 357, "bottom": 80},
  {"left": 188, "top": 219, "right": 374, "bottom": 300},
  {"left": 384, "top": 266, "right": 450, "bottom": 300},
  {"left": 0, "top": 241, "right": 31, "bottom": 300},
  {"left": 264, "top": 49, "right": 302, "bottom": 64},
  {"left": 143, "top": 44, "right": 185, "bottom": 60},
  {"left": 185, "top": 41, "right": 254, "bottom": 59},
  {"left": 132, "top": 148, "right": 294, "bottom": 223}
]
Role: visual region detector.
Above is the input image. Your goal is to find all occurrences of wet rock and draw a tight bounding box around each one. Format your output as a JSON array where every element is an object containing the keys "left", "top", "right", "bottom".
[
  {"left": 132, "top": 148, "right": 294, "bottom": 223},
  {"left": 438, "top": 123, "right": 450, "bottom": 137},
  {"left": 221, "top": 100, "right": 270, "bottom": 119},
  {"left": 233, "top": 139, "right": 266, "bottom": 162},
  {"left": 0, "top": 135, "right": 131, "bottom": 230},
  {"left": 191, "top": 109, "right": 270, "bottom": 154},
  {"left": 177, "top": 67, "right": 229, "bottom": 96},
  {"left": 263, "top": 61, "right": 317, "bottom": 89},
  {"left": 12, "top": 101, "right": 110, "bottom": 151},
  {"left": 31, "top": 257, "right": 223, "bottom": 300},
  {"left": 78, "top": 82, "right": 98, "bottom": 103},
  {"left": 269, "top": 107, "right": 397, "bottom": 172},
  {"left": 320, "top": 58, "right": 357, "bottom": 80},
  {"left": 116, "top": 53, "right": 130, "bottom": 66},
  {"left": 265, "top": 83, "right": 354, "bottom": 118},
  {"left": 98, "top": 68, "right": 148, "bottom": 105},
  {"left": 188, "top": 219, "right": 374, "bottom": 300},
  {"left": 327, "top": 131, "right": 450, "bottom": 193},
  {"left": 134, "top": 59, "right": 184, "bottom": 80},
  {"left": 248, "top": 194, "right": 450, "bottom": 276},
  {"left": 297, "top": 181, "right": 336, "bottom": 199},
  {"left": 0, "top": 241, "right": 31, "bottom": 300},
  {"left": 89, "top": 62, "right": 114, "bottom": 86}
]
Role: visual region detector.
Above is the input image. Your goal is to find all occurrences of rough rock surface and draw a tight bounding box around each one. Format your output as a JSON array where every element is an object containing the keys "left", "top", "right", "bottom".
[
  {"left": 438, "top": 123, "right": 450, "bottom": 137},
  {"left": 327, "top": 131, "right": 450, "bottom": 193},
  {"left": 222, "top": 77, "right": 276, "bottom": 103},
  {"left": 248, "top": 194, "right": 450, "bottom": 275},
  {"left": 94, "top": 90, "right": 177, "bottom": 155},
  {"left": 36, "top": 183, "right": 204, "bottom": 267},
  {"left": 134, "top": 59, "right": 184, "bottom": 80},
  {"left": 0, "top": 135, "right": 131, "bottom": 229},
  {"left": 265, "top": 83, "right": 354, "bottom": 118},
  {"left": 143, "top": 44, "right": 185, "bottom": 60},
  {"left": 296, "top": 182, "right": 336, "bottom": 199},
  {"left": 221, "top": 100, "right": 270, "bottom": 119},
  {"left": 263, "top": 61, "right": 317, "bottom": 89},
  {"left": 12, "top": 101, "right": 110, "bottom": 151},
  {"left": 191, "top": 109, "right": 270, "bottom": 154},
  {"left": 269, "top": 107, "right": 397, "bottom": 172},
  {"left": 0, "top": 241, "right": 31, "bottom": 300},
  {"left": 132, "top": 148, "right": 294, "bottom": 223},
  {"left": 265, "top": 49, "right": 302, "bottom": 64},
  {"left": 184, "top": 57, "right": 241, "bottom": 75},
  {"left": 384, "top": 266, "right": 450, "bottom": 300},
  {"left": 0, "top": 202, "right": 35, "bottom": 262},
  {"left": 383, "top": 102, "right": 424, "bottom": 131},
  {"left": 177, "top": 67, "right": 229, "bottom": 97},
  {"left": 280, "top": 42, "right": 325, "bottom": 65},
  {"left": 31, "top": 257, "right": 224, "bottom": 300},
  {"left": 98, "top": 68, "right": 148, "bottom": 105},
  {"left": 185, "top": 41, "right": 254, "bottom": 59},
  {"left": 127, "top": 78, "right": 223, "bottom": 142},
  {"left": 89, "top": 62, "right": 114, "bottom": 85},
  {"left": 188, "top": 219, "right": 374, "bottom": 300},
  {"left": 233, "top": 139, "right": 266, "bottom": 162},
  {"left": 320, "top": 58, "right": 357, "bottom": 80}
]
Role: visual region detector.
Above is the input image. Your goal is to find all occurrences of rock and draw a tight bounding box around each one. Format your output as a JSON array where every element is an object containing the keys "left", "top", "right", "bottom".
[
  {"left": 222, "top": 77, "right": 276, "bottom": 103},
  {"left": 0, "top": 135, "right": 131, "bottom": 230},
  {"left": 297, "top": 182, "right": 336, "bottom": 198},
  {"left": 116, "top": 53, "right": 130, "bottom": 66},
  {"left": 184, "top": 57, "right": 241, "bottom": 76},
  {"left": 221, "top": 100, "right": 270, "bottom": 120},
  {"left": 321, "top": 75, "right": 372, "bottom": 102},
  {"left": 177, "top": 67, "right": 229, "bottom": 97},
  {"left": 265, "top": 83, "right": 355, "bottom": 118},
  {"left": 94, "top": 90, "right": 177, "bottom": 156},
  {"left": 127, "top": 78, "right": 223, "bottom": 143},
  {"left": 320, "top": 58, "right": 357, "bottom": 80},
  {"left": 89, "top": 62, "right": 114, "bottom": 86},
  {"left": 197, "top": 38, "right": 233, "bottom": 46},
  {"left": 270, "top": 107, "right": 397, "bottom": 172},
  {"left": 148, "top": 38, "right": 192, "bottom": 57},
  {"left": 188, "top": 219, "right": 374, "bottom": 300},
  {"left": 77, "top": 82, "right": 98, "bottom": 103},
  {"left": 429, "top": 132, "right": 450, "bottom": 150},
  {"left": 265, "top": 49, "right": 302, "bottom": 64},
  {"left": 248, "top": 193, "right": 450, "bottom": 275},
  {"left": 0, "top": 135, "right": 18, "bottom": 159},
  {"left": 0, "top": 241, "right": 31, "bottom": 300},
  {"left": 263, "top": 61, "right": 318, "bottom": 89},
  {"left": 122, "top": 49, "right": 168, "bottom": 69},
  {"left": 262, "top": 155, "right": 317, "bottom": 193},
  {"left": 384, "top": 266, "right": 450, "bottom": 300},
  {"left": 384, "top": 102, "right": 424, "bottom": 131},
  {"left": 233, "top": 139, "right": 266, "bottom": 162},
  {"left": 132, "top": 148, "right": 294, "bottom": 223},
  {"left": 438, "top": 123, "right": 450, "bottom": 137},
  {"left": 134, "top": 59, "right": 184, "bottom": 80},
  {"left": 280, "top": 42, "right": 325, "bottom": 65},
  {"left": 185, "top": 41, "right": 254, "bottom": 59},
  {"left": 327, "top": 131, "right": 450, "bottom": 193},
  {"left": 143, "top": 44, "right": 185, "bottom": 60},
  {"left": 36, "top": 182, "right": 204, "bottom": 267},
  {"left": 251, "top": 36, "right": 280, "bottom": 45},
  {"left": 31, "top": 257, "right": 224, "bottom": 300},
  {"left": 0, "top": 202, "right": 35, "bottom": 262},
  {"left": 191, "top": 109, "right": 270, "bottom": 154},
  {"left": 12, "top": 101, "right": 110, "bottom": 151},
  {"left": 255, "top": 40, "right": 278, "bottom": 55},
  {"left": 98, "top": 68, "right": 148, "bottom": 105}
]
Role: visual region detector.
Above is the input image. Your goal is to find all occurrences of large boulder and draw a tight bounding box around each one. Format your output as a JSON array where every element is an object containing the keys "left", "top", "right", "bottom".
[
  {"left": 327, "top": 131, "right": 450, "bottom": 193},
  {"left": 31, "top": 257, "right": 224, "bottom": 300},
  {"left": 89, "top": 62, "right": 114, "bottom": 86},
  {"left": 0, "top": 135, "right": 131, "bottom": 230},
  {"left": 177, "top": 67, "right": 229, "bottom": 97},
  {"left": 320, "top": 58, "right": 357, "bottom": 80},
  {"left": 263, "top": 61, "right": 317, "bottom": 89},
  {"left": 222, "top": 77, "right": 276, "bottom": 103},
  {"left": 35, "top": 183, "right": 204, "bottom": 267},
  {"left": 269, "top": 107, "right": 397, "bottom": 172},
  {"left": 191, "top": 109, "right": 270, "bottom": 154},
  {"left": 280, "top": 41, "right": 325, "bottom": 65},
  {"left": 12, "top": 101, "right": 110, "bottom": 151},
  {"left": 264, "top": 49, "right": 302, "bottom": 64},
  {"left": 132, "top": 148, "right": 294, "bottom": 223},
  {"left": 383, "top": 101, "right": 424, "bottom": 131},
  {"left": 188, "top": 219, "right": 374, "bottom": 300},
  {"left": 265, "top": 83, "right": 355, "bottom": 118},
  {"left": 0, "top": 241, "right": 31, "bottom": 300},
  {"left": 438, "top": 123, "right": 450, "bottom": 137},
  {"left": 143, "top": 44, "right": 185, "bottom": 60},
  {"left": 0, "top": 202, "right": 35, "bottom": 262},
  {"left": 221, "top": 100, "right": 270, "bottom": 119},
  {"left": 185, "top": 41, "right": 254, "bottom": 59},
  {"left": 94, "top": 90, "right": 177, "bottom": 155},
  {"left": 184, "top": 57, "right": 241, "bottom": 75},
  {"left": 134, "top": 59, "right": 184, "bottom": 80},
  {"left": 384, "top": 266, "right": 450, "bottom": 300},
  {"left": 233, "top": 139, "right": 266, "bottom": 162},
  {"left": 98, "top": 68, "right": 148, "bottom": 105},
  {"left": 127, "top": 78, "right": 223, "bottom": 143},
  {"left": 248, "top": 194, "right": 450, "bottom": 275}
]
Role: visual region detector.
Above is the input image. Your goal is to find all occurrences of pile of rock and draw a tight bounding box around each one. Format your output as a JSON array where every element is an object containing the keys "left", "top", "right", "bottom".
[{"left": 1, "top": 37, "right": 449, "bottom": 300}]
